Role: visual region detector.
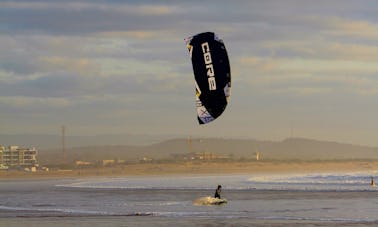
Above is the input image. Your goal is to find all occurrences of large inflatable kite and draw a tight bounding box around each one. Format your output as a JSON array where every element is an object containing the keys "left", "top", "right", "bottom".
[{"left": 185, "top": 32, "right": 231, "bottom": 124}]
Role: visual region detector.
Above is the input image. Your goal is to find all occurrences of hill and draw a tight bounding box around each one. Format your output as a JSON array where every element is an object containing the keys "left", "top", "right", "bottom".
[
  {"left": 0, "top": 133, "right": 173, "bottom": 149},
  {"left": 36, "top": 137, "right": 378, "bottom": 165}
]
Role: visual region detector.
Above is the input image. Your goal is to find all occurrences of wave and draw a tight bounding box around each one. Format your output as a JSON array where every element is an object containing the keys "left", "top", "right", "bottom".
[
  {"left": 192, "top": 196, "right": 228, "bottom": 206},
  {"left": 0, "top": 205, "right": 160, "bottom": 218},
  {"left": 245, "top": 172, "right": 378, "bottom": 191},
  {"left": 0, "top": 205, "right": 244, "bottom": 219},
  {"left": 0, "top": 205, "right": 108, "bottom": 215},
  {"left": 248, "top": 172, "right": 373, "bottom": 184},
  {"left": 55, "top": 172, "right": 378, "bottom": 192},
  {"left": 31, "top": 203, "right": 57, "bottom": 207},
  {"left": 55, "top": 175, "right": 231, "bottom": 190},
  {"left": 258, "top": 215, "right": 378, "bottom": 223}
]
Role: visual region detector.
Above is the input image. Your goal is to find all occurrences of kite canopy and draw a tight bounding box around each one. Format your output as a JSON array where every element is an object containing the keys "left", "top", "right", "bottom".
[{"left": 185, "top": 32, "right": 231, "bottom": 124}]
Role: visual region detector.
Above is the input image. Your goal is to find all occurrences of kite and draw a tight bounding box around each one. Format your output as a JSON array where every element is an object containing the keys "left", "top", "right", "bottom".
[{"left": 185, "top": 32, "right": 231, "bottom": 124}]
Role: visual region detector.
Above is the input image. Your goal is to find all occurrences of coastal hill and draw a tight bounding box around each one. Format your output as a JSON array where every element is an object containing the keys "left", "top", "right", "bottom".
[{"left": 34, "top": 137, "right": 378, "bottom": 165}]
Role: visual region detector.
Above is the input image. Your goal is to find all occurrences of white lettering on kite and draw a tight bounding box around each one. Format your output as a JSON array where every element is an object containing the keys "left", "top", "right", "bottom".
[{"left": 201, "top": 42, "right": 216, "bottom": 90}]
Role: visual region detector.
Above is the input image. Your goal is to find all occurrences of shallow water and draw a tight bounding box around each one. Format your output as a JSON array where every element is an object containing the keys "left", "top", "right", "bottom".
[{"left": 1, "top": 173, "right": 377, "bottom": 226}]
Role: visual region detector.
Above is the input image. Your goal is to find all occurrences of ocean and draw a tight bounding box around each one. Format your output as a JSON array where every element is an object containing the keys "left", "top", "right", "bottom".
[{"left": 1, "top": 172, "right": 377, "bottom": 226}]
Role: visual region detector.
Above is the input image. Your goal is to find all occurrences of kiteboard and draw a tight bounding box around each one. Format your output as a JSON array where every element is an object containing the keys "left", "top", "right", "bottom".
[{"left": 192, "top": 196, "right": 228, "bottom": 206}]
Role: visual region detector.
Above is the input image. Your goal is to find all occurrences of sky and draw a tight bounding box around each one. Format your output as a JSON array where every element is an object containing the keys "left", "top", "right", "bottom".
[{"left": 1, "top": 0, "right": 378, "bottom": 146}]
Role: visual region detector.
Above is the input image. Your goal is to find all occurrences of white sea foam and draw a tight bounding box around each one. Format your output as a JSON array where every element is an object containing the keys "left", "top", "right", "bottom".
[
  {"left": 0, "top": 205, "right": 110, "bottom": 215},
  {"left": 56, "top": 172, "right": 378, "bottom": 191},
  {"left": 258, "top": 215, "right": 374, "bottom": 223},
  {"left": 56, "top": 175, "right": 239, "bottom": 190},
  {"left": 192, "top": 196, "right": 228, "bottom": 206},
  {"left": 245, "top": 172, "right": 378, "bottom": 191}
]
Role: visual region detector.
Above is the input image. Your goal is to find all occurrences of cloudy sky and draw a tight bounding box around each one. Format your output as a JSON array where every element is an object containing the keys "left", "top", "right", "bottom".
[{"left": 1, "top": 0, "right": 378, "bottom": 146}]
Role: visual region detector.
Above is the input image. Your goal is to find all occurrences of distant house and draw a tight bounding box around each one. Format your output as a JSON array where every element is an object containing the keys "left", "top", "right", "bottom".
[
  {"left": 102, "top": 159, "right": 115, "bottom": 166},
  {"left": 0, "top": 145, "right": 38, "bottom": 168},
  {"left": 140, "top": 157, "right": 153, "bottom": 163},
  {"left": 172, "top": 152, "right": 231, "bottom": 161},
  {"left": 255, "top": 152, "right": 260, "bottom": 161},
  {"left": 75, "top": 161, "right": 93, "bottom": 167}
]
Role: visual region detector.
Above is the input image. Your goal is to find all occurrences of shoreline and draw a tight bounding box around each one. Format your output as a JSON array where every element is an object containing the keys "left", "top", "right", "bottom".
[{"left": 1, "top": 160, "right": 377, "bottom": 180}]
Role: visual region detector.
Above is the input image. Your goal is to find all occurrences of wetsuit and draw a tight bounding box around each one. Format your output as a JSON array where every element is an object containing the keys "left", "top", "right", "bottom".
[{"left": 214, "top": 188, "right": 221, "bottom": 199}]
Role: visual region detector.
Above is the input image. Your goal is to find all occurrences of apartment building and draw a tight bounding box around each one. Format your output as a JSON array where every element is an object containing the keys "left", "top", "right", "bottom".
[{"left": 0, "top": 145, "right": 38, "bottom": 167}]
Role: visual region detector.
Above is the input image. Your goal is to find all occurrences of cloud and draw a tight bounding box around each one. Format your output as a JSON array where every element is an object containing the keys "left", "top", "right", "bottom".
[
  {"left": 0, "top": 1, "right": 181, "bottom": 35},
  {"left": 0, "top": 1, "right": 177, "bottom": 15},
  {"left": 0, "top": 96, "right": 71, "bottom": 110},
  {"left": 0, "top": 0, "right": 378, "bottom": 145},
  {"left": 326, "top": 17, "right": 378, "bottom": 40},
  {"left": 97, "top": 30, "right": 159, "bottom": 39},
  {"left": 40, "top": 56, "right": 101, "bottom": 76},
  {"left": 237, "top": 56, "right": 378, "bottom": 96}
]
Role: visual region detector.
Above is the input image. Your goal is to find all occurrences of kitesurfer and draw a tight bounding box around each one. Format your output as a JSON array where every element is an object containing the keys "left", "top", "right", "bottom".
[
  {"left": 214, "top": 185, "right": 222, "bottom": 199},
  {"left": 371, "top": 177, "right": 375, "bottom": 187}
]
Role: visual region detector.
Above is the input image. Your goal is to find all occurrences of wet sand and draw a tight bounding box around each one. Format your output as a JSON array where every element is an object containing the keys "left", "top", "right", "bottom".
[{"left": 1, "top": 160, "right": 377, "bottom": 179}]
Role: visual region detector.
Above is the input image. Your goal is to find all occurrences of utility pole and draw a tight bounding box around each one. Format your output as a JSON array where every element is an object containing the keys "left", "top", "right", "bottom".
[
  {"left": 188, "top": 136, "right": 193, "bottom": 154},
  {"left": 62, "top": 125, "right": 66, "bottom": 164}
]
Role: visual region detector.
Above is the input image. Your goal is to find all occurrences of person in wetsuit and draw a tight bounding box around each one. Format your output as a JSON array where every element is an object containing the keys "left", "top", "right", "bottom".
[
  {"left": 371, "top": 177, "right": 375, "bottom": 187},
  {"left": 214, "top": 185, "right": 222, "bottom": 199}
]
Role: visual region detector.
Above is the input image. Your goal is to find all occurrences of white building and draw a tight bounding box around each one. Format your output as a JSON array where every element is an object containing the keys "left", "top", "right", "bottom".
[{"left": 0, "top": 145, "right": 38, "bottom": 168}]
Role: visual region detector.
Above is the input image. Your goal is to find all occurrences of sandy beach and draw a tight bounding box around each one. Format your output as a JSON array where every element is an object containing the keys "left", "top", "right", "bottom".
[{"left": 1, "top": 160, "right": 377, "bottom": 179}]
